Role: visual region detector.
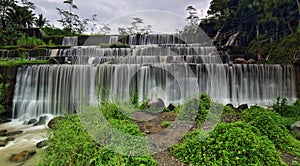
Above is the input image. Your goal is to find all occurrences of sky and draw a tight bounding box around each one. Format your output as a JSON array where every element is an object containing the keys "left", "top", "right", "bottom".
[{"left": 30, "top": 0, "right": 211, "bottom": 34}]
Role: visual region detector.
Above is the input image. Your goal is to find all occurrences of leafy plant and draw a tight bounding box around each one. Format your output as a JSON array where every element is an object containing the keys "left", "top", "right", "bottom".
[
  {"left": 243, "top": 106, "right": 300, "bottom": 156},
  {"left": 17, "top": 35, "right": 45, "bottom": 48},
  {"left": 171, "top": 122, "right": 286, "bottom": 165},
  {"left": 161, "top": 121, "right": 171, "bottom": 127},
  {"left": 39, "top": 114, "right": 157, "bottom": 166}
]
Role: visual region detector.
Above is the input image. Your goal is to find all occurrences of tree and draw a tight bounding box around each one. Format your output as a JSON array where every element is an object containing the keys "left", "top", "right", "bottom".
[
  {"left": 6, "top": 5, "right": 35, "bottom": 28},
  {"left": 56, "top": 0, "right": 87, "bottom": 34},
  {"left": 182, "top": 5, "right": 200, "bottom": 33},
  {"left": 98, "top": 23, "right": 111, "bottom": 35},
  {"left": 118, "top": 17, "right": 152, "bottom": 35},
  {"left": 0, "top": 0, "right": 17, "bottom": 29},
  {"left": 34, "top": 14, "right": 49, "bottom": 28}
]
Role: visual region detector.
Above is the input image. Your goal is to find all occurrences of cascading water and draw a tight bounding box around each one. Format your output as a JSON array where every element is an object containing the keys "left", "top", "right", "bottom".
[
  {"left": 12, "top": 34, "right": 297, "bottom": 120},
  {"left": 62, "top": 36, "right": 78, "bottom": 46}
]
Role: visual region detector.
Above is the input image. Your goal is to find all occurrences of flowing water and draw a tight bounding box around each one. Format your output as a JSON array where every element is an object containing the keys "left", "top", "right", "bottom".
[
  {"left": 11, "top": 34, "right": 297, "bottom": 119},
  {"left": 0, "top": 34, "right": 297, "bottom": 165}
]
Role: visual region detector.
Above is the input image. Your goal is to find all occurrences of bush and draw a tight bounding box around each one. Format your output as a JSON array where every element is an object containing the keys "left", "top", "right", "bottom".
[
  {"left": 17, "top": 35, "right": 45, "bottom": 49},
  {"left": 176, "top": 93, "right": 211, "bottom": 124},
  {"left": 273, "top": 97, "right": 300, "bottom": 118},
  {"left": 243, "top": 106, "right": 300, "bottom": 156},
  {"left": 171, "top": 122, "right": 286, "bottom": 165},
  {"left": 39, "top": 114, "right": 157, "bottom": 166},
  {"left": 246, "top": 32, "right": 300, "bottom": 64}
]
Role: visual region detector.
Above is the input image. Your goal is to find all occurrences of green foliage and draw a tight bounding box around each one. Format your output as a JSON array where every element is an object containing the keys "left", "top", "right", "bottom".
[
  {"left": 273, "top": 97, "right": 300, "bottom": 118},
  {"left": 176, "top": 93, "right": 211, "bottom": 123},
  {"left": 0, "top": 59, "right": 49, "bottom": 67},
  {"left": 100, "top": 43, "right": 130, "bottom": 48},
  {"left": 171, "top": 122, "right": 286, "bottom": 165},
  {"left": 243, "top": 106, "right": 300, "bottom": 156},
  {"left": 161, "top": 121, "right": 171, "bottom": 127},
  {"left": 42, "top": 26, "right": 79, "bottom": 36},
  {"left": 247, "top": 32, "right": 300, "bottom": 64},
  {"left": 17, "top": 35, "right": 45, "bottom": 49},
  {"left": 39, "top": 114, "right": 157, "bottom": 166},
  {"left": 0, "top": 75, "right": 8, "bottom": 115},
  {"left": 0, "top": 45, "right": 18, "bottom": 50},
  {"left": 118, "top": 17, "right": 152, "bottom": 35}
]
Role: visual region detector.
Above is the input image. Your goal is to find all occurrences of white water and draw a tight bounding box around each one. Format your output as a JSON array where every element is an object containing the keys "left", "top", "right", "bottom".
[
  {"left": 0, "top": 120, "right": 48, "bottom": 166},
  {"left": 11, "top": 34, "right": 297, "bottom": 119},
  {"left": 62, "top": 36, "right": 78, "bottom": 46},
  {"left": 12, "top": 64, "right": 296, "bottom": 119}
]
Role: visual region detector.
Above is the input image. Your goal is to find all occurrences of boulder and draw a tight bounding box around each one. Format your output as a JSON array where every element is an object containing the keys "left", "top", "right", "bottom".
[
  {"left": 0, "top": 140, "right": 7, "bottom": 147},
  {"left": 33, "top": 116, "right": 47, "bottom": 126},
  {"left": 147, "top": 98, "right": 165, "bottom": 110},
  {"left": 0, "top": 129, "right": 7, "bottom": 136},
  {"left": 6, "top": 137, "right": 15, "bottom": 142},
  {"left": 6, "top": 131, "right": 23, "bottom": 137},
  {"left": 10, "top": 150, "right": 36, "bottom": 162},
  {"left": 23, "top": 119, "right": 38, "bottom": 125},
  {"left": 237, "top": 104, "right": 248, "bottom": 111},
  {"left": 290, "top": 121, "right": 300, "bottom": 136},
  {"left": 0, "top": 119, "right": 11, "bottom": 124},
  {"left": 36, "top": 140, "right": 48, "bottom": 148},
  {"left": 225, "top": 103, "right": 235, "bottom": 109},
  {"left": 167, "top": 103, "right": 176, "bottom": 111},
  {"left": 234, "top": 58, "right": 247, "bottom": 64},
  {"left": 48, "top": 117, "right": 64, "bottom": 129},
  {"left": 247, "top": 59, "right": 256, "bottom": 64}
]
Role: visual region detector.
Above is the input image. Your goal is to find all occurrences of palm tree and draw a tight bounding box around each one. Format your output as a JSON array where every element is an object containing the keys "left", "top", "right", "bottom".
[
  {"left": 34, "top": 14, "right": 49, "bottom": 28},
  {"left": 6, "top": 5, "right": 35, "bottom": 28}
]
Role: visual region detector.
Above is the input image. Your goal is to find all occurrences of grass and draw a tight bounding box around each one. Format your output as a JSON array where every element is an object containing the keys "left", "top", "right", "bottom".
[{"left": 0, "top": 59, "right": 50, "bottom": 67}]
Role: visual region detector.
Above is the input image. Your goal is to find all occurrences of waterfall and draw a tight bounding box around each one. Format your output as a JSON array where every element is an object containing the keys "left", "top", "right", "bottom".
[
  {"left": 12, "top": 64, "right": 296, "bottom": 119},
  {"left": 12, "top": 34, "right": 297, "bottom": 120},
  {"left": 62, "top": 36, "right": 78, "bottom": 46},
  {"left": 109, "top": 36, "right": 119, "bottom": 44}
]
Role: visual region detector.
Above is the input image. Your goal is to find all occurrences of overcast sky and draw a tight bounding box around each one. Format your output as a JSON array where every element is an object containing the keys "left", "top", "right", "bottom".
[{"left": 30, "top": 0, "right": 211, "bottom": 34}]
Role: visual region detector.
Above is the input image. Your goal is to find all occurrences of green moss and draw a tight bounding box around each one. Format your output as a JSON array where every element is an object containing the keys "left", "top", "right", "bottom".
[
  {"left": 100, "top": 43, "right": 130, "bottom": 48},
  {"left": 0, "top": 46, "right": 18, "bottom": 50},
  {"left": 0, "top": 59, "right": 50, "bottom": 67}
]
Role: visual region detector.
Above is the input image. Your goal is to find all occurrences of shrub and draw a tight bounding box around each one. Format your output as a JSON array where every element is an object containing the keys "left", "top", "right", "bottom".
[
  {"left": 176, "top": 93, "right": 211, "bottom": 124},
  {"left": 39, "top": 114, "right": 157, "bottom": 166},
  {"left": 273, "top": 97, "right": 300, "bottom": 118},
  {"left": 17, "top": 35, "right": 45, "bottom": 49},
  {"left": 243, "top": 106, "right": 300, "bottom": 156},
  {"left": 171, "top": 122, "right": 286, "bottom": 165}
]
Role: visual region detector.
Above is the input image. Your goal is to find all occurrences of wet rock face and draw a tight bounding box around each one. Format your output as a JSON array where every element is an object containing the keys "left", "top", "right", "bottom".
[
  {"left": 33, "top": 116, "right": 47, "bottom": 126},
  {"left": 291, "top": 121, "right": 300, "bottom": 136},
  {"left": 10, "top": 150, "right": 36, "bottom": 162},
  {"left": 147, "top": 98, "right": 165, "bottom": 110},
  {"left": 47, "top": 117, "right": 64, "bottom": 129},
  {"left": 36, "top": 140, "right": 48, "bottom": 148},
  {"left": 0, "top": 129, "right": 7, "bottom": 136},
  {"left": 0, "top": 140, "right": 7, "bottom": 147},
  {"left": 5, "top": 131, "right": 23, "bottom": 137},
  {"left": 24, "top": 119, "right": 38, "bottom": 125}
]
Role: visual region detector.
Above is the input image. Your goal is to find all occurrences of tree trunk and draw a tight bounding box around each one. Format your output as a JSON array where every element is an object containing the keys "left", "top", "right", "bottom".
[
  {"left": 296, "top": 0, "right": 300, "bottom": 27},
  {"left": 256, "top": 24, "right": 260, "bottom": 39},
  {"left": 285, "top": 21, "right": 294, "bottom": 34},
  {"left": 276, "top": 20, "right": 279, "bottom": 40}
]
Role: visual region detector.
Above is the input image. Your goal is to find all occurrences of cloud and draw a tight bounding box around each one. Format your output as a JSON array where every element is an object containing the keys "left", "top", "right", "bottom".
[{"left": 30, "top": 0, "right": 211, "bottom": 33}]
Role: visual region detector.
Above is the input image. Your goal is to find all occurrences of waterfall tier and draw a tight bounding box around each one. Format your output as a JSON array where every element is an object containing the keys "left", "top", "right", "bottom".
[{"left": 13, "top": 64, "right": 296, "bottom": 119}]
